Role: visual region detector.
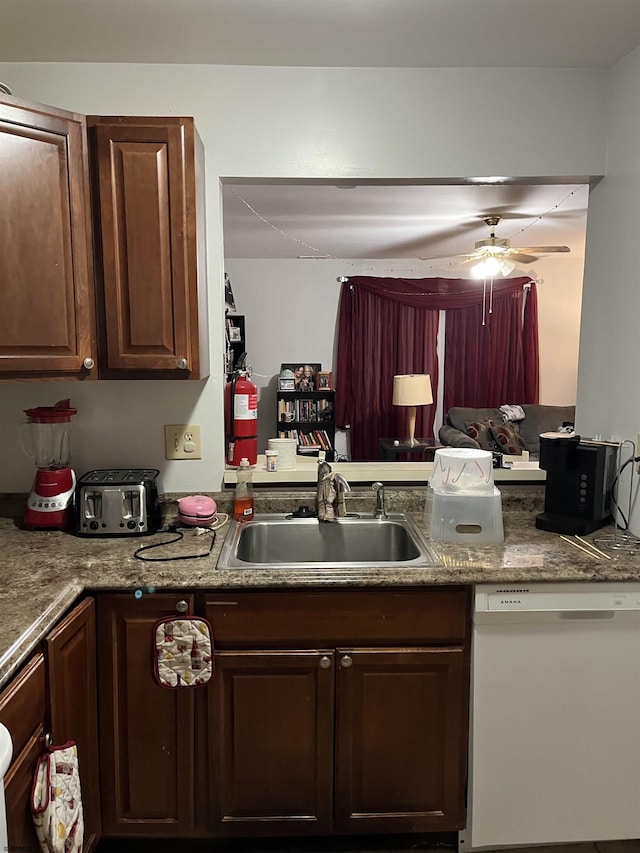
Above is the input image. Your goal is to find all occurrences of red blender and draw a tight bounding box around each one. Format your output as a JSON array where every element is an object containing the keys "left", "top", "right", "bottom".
[{"left": 20, "top": 400, "right": 78, "bottom": 530}]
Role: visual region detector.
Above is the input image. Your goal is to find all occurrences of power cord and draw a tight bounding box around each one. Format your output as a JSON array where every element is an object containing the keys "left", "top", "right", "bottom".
[
  {"left": 133, "top": 525, "right": 217, "bottom": 562},
  {"left": 608, "top": 454, "right": 640, "bottom": 531}
]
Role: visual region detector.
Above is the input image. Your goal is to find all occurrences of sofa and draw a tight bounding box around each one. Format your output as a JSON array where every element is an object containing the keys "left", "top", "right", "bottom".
[{"left": 438, "top": 404, "right": 576, "bottom": 458}]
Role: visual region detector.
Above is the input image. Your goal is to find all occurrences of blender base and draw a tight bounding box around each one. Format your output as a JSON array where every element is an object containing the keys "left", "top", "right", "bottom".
[{"left": 24, "top": 468, "right": 76, "bottom": 531}]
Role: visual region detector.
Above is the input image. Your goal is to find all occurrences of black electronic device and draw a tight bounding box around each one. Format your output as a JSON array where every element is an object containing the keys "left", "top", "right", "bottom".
[{"left": 535, "top": 434, "right": 618, "bottom": 535}]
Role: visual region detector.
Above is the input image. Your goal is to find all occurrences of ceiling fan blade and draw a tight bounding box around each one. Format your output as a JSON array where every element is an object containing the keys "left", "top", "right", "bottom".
[
  {"left": 516, "top": 246, "right": 571, "bottom": 254},
  {"left": 507, "top": 251, "right": 538, "bottom": 264},
  {"left": 417, "top": 252, "right": 477, "bottom": 262}
]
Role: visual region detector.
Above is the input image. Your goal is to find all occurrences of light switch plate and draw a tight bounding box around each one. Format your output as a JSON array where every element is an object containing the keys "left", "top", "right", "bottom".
[{"left": 165, "top": 424, "right": 202, "bottom": 460}]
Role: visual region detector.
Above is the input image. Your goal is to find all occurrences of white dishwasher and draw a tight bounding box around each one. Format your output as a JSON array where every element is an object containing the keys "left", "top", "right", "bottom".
[{"left": 463, "top": 582, "right": 640, "bottom": 851}]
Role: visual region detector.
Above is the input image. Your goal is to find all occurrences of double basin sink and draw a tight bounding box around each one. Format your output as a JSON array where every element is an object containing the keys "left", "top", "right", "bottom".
[{"left": 217, "top": 512, "right": 442, "bottom": 570}]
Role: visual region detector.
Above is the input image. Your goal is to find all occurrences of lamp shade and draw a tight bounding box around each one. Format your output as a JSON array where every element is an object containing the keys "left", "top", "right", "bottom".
[{"left": 392, "top": 374, "right": 433, "bottom": 407}]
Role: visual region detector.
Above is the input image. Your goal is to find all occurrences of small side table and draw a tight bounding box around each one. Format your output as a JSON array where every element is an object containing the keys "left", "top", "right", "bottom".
[{"left": 379, "top": 438, "right": 442, "bottom": 462}]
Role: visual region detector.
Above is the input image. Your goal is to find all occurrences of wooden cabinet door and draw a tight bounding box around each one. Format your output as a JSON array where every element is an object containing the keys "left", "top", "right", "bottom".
[
  {"left": 88, "top": 116, "right": 208, "bottom": 378},
  {"left": 44, "top": 597, "right": 101, "bottom": 852},
  {"left": 0, "top": 95, "right": 97, "bottom": 378},
  {"left": 0, "top": 654, "right": 46, "bottom": 852},
  {"left": 96, "top": 593, "right": 199, "bottom": 836},
  {"left": 334, "top": 647, "right": 468, "bottom": 834},
  {"left": 209, "top": 650, "right": 335, "bottom": 836}
]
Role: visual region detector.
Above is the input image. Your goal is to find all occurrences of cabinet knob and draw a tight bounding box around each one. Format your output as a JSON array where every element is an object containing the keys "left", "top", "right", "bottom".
[
  {"left": 83, "top": 357, "right": 95, "bottom": 370},
  {"left": 340, "top": 655, "right": 353, "bottom": 668},
  {"left": 319, "top": 656, "right": 332, "bottom": 669},
  {"left": 176, "top": 600, "right": 189, "bottom": 614},
  {"left": 177, "top": 358, "right": 189, "bottom": 370}
]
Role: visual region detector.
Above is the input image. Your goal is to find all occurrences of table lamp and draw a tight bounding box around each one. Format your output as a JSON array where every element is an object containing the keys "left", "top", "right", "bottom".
[{"left": 392, "top": 374, "right": 433, "bottom": 447}]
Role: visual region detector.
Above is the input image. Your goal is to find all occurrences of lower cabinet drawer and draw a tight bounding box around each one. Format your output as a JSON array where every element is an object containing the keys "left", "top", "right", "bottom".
[
  {"left": 205, "top": 588, "right": 470, "bottom": 646},
  {"left": 0, "top": 653, "right": 46, "bottom": 758}
]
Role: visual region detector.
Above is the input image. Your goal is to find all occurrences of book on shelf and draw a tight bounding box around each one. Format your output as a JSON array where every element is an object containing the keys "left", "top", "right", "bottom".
[{"left": 295, "top": 428, "right": 332, "bottom": 450}]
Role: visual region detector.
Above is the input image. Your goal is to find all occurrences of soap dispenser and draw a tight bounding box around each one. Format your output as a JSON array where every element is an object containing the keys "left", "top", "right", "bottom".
[{"left": 234, "top": 458, "right": 254, "bottom": 522}]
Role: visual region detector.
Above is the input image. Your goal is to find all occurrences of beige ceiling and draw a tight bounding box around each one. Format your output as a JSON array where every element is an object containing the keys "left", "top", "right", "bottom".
[
  {"left": 1, "top": 0, "right": 639, "bottom": 67},
  {"left": 222, "top": 181, "right": 591, "bottom": 265}
]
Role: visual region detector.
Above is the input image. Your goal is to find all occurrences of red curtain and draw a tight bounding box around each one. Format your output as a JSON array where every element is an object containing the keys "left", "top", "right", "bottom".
[
  {"left": 523, "top": 283, "right": 540, "bottom": 402},
  {"left": 443, "top": 286, "right": 538, "bottom": 409},
  {"left": 335, "top": 276, "right": 538, "bottom": 461},
  {"left": 335, "top": 282, "right": 439, "bottom": 461}
]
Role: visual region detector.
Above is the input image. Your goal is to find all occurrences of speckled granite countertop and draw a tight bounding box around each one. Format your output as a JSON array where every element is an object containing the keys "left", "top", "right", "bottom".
[{"left": 1, "top": 485, "right": 639, "bottom": 688}]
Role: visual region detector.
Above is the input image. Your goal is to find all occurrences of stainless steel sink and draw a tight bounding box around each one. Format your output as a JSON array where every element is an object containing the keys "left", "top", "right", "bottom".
[{"left": 217, "top": 513, "right": 442, "bottom": 570}]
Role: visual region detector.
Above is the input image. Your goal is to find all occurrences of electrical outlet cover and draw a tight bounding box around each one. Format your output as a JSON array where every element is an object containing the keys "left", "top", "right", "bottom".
[{"left": 165, "top": 424, "right": 202, "bottom": 460}]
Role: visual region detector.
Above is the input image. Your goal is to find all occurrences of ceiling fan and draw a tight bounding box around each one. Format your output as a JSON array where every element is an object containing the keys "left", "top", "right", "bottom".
[{"left": 422, "top": 215, "right": 570, "bottom": 277}]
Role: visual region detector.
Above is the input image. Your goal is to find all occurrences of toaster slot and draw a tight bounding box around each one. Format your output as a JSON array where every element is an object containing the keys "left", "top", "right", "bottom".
[
  {"left": 84, "top": 491, "right": 102, "bottom": 519},
  {"left": 122, "top": 489, "right": 141, "bottom": 520}
]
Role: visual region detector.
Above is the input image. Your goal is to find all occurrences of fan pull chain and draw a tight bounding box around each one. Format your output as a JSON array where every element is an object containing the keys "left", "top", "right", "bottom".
[
  {"left": 481, "top": 275, "right": 495, "bottom": 326},
  {"left": 482, "top": 279, "right": 487, "bottom": 326}
]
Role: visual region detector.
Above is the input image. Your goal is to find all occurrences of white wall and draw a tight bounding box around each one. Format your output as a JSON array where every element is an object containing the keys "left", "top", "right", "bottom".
[
  {"left": 576, "top": 45, "right": 640, "bottom": 532},
  {"left": 224, "top": 259, "right": 344, "bottom": 455},
  {"left": 0, "top": 62, "right": 608, "bottom": 492},
  {"left": 534, "top": 255, "right": 586, "bottom": 404}
]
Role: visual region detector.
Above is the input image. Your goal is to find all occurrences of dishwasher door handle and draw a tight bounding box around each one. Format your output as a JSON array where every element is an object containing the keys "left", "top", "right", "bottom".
[{"left": 558, "top": 610, "right": 616, "bottom": 620}]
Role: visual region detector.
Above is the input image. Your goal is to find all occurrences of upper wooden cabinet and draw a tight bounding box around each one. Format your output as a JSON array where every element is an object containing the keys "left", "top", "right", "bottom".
[
  {"left": 87, "top": 116, "right": 209, "bottom": 379},
  {"left": 0, "top": 98, "right": 209, "bottom": 381},
  {"left": 0, "top": 95, "right": 98, "bottom": 379}
]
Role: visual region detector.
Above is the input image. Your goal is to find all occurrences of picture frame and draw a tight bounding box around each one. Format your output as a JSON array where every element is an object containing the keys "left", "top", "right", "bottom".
[
  {"left": 278, "top": 377, "right": 296, "bottom": 391},
  {"left": 228, "top": 325, "right": 242, "bottom": 342},
  {"left": 281, "top": 362, "right": 322, "bottom": 392},
  {"left": 316, "top": 371, "right": 333, "bottom": 390}
]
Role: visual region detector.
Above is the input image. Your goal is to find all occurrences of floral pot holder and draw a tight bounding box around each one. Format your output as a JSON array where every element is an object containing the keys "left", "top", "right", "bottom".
[
  {"left": 152, "top": 614, "right": 214, "bottom": 687},
  {"left": 31, "top": 739, "right": 84, "bottom": 853}
]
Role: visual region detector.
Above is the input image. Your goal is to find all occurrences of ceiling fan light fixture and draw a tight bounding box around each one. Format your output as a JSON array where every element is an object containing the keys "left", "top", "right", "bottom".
[
  {"left": 471, "top": 256, "right": 501, "bottom": 279},
  {"left": 471, "top": 254, "right": 516, "bottom": 279}
]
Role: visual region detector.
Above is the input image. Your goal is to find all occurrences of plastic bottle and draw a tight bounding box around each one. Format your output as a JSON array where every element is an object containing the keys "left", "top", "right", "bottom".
[{"left": 234, "top": 458, "right": 254, "bottom": 522}]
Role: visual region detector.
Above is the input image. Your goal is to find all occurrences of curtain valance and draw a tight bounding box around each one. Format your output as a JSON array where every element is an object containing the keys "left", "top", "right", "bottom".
[{"left": 345, "top": 275, "right": 533, "bottom": 309}]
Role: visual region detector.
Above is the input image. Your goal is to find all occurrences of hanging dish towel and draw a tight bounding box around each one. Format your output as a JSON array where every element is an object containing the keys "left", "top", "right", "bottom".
[
  {"left": 152, "top": 615, "right": 214, "bottom": 687},
  {"left": 31, "top": 739, "right": 84, "bottom": 853}
]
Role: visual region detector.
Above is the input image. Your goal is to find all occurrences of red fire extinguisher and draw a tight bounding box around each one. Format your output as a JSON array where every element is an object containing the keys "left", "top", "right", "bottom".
[{"left": 224, "top": 358, "right": 258, "bottom": 467}]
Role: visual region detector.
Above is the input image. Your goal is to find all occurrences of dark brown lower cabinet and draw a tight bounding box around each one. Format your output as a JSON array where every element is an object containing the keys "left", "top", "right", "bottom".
[
  {"left": 45, "top": 597, "right": 101, "bottom": 852},
  {"left": 210, "top": 650, "right": 335, "bottom": 835},
  {"left": 96, "top": 592, "right": 202, "bottom": 837},
  {"left": 207, "top": 588, "right": 470, "bottom": 838},
  {"left": 335, "top": 647, "right": 467, "bottom": 833},
  {"left": 1, "top": 598, "right": 101, "bottom": 852}
]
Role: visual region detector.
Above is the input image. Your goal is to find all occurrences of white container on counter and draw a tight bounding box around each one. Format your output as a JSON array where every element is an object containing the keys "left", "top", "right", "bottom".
[{"left": 267, "top": 438, "right": 296, "bottom": 470}]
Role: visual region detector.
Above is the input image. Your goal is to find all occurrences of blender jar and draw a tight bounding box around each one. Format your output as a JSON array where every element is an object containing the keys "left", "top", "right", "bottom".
[{"left": 20, "top": 400, "right": 77, "bottom": 469}]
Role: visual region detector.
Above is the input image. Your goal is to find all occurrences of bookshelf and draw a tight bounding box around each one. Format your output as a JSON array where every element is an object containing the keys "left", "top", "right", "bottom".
[
  {"left": 276, "top": 390, "right": 336, "bottom": 456},
  {"left": 225, "top": 315, "right": 245, "bottom": 378}
]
